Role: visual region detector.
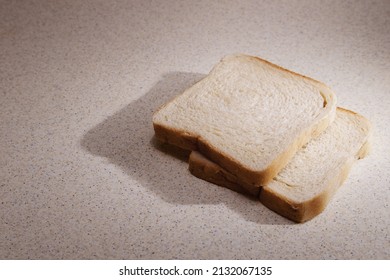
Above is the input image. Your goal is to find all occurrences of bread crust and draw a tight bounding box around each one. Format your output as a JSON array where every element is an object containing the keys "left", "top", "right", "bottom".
[
  {"left": 261, "top": 159, "right": 354, "bottom": 223},
  {"left": 251, "top": 55, "right": 330, "bottom": 90},
  {"left": 153, "top": 54, "right": 337, "bottom": 186},
  {"left": 188, "top": 151, "right": 260, "bottom": 197}
]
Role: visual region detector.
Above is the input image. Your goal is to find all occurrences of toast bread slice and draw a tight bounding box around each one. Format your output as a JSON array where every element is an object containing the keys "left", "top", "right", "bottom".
[{"left": 153, "top": 54, "right": 337, "bottom": 186}]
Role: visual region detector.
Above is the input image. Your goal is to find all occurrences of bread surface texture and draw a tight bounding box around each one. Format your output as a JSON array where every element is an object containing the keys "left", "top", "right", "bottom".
[
  {"left": 189, "top": 108, "right": 371, "bottom": 222},
  {"left": 153, "top": 54, "right": 336, "bottom": 186}
]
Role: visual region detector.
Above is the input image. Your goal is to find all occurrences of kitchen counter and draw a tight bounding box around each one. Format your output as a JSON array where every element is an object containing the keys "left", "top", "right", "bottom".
[{"left": 1, "top": 0, "right": 389, "bottom": 259}]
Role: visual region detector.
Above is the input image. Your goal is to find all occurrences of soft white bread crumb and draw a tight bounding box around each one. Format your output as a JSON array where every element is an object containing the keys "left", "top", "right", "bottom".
[{"left": 153, "top": 54, "right": 337, "bottom": 186}]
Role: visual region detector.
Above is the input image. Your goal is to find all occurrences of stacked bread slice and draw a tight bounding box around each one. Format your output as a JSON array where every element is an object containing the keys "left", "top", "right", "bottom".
[{"left": 152, "top": 54, "right": 371, "bottom": 222}]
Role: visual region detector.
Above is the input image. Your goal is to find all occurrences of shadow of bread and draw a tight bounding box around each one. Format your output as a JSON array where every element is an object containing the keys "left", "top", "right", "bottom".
[{"left": 81, "top": 72, "right": 292, "bottom": 225}]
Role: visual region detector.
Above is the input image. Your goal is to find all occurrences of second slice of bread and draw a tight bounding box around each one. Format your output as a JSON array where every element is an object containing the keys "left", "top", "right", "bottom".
[
  {"left": 153, "top": 54, "right": 337, "bottom": 186},
  {"left": 189, "top": 108, "right": 371, "bottom": 222}
]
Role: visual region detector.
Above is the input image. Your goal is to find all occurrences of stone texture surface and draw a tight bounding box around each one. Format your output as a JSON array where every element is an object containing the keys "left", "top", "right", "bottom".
[{"left": 0, "top": 0, "right": 389, "bottom": 259}]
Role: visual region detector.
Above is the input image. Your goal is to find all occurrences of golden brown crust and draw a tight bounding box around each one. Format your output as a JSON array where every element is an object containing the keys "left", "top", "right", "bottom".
[
  {"left": 189, "top": 152, "right": 260, "bottom": 197},
  {"left": 250, "top": 55, "right": 329, "bottom": 89},
  {"left": 153, "top": 123, "right": 199, "bottom": 151}
]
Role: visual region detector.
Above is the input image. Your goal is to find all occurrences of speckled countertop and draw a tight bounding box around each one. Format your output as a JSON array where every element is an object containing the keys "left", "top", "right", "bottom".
[{"left": 1, "top": 0, "right": 389, "bottom": 259}]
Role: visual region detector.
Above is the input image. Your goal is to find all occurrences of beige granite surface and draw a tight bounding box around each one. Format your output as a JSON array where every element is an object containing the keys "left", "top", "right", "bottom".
[{"left": 1, "top": 0, "right": 389, "bottom": 259}]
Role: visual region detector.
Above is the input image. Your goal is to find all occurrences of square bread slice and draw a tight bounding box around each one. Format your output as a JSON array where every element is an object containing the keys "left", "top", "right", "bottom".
[
  {"left": 188, "top": 108, "right": 371, "bottom": 222},
  {"left": 153, "top": 54, "right": 337, "bottom": 186}
]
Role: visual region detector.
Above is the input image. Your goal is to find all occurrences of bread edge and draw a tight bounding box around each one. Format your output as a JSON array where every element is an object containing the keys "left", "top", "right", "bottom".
[{"left": 188, "top": 151, "right": 260, "bottom": 197}]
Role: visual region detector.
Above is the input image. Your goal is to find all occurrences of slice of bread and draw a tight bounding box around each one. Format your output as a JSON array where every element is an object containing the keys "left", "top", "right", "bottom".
[
  {"left": 189, "top": 108, "right": 371, "bottom": 222},
  {"left": 153, "top": 54, "right": 337, "bottom": 186}
]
